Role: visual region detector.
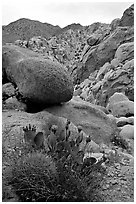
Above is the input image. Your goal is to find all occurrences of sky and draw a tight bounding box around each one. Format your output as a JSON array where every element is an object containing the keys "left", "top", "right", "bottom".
[{"left": 2, "top": 0, "right": 134, "bottom": 27}]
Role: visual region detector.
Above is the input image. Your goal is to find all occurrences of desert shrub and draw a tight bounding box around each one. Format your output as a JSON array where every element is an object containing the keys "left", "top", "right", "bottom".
[
  {"left": 4, "top": 150, "right": 90, "bottom": 202},
  {"left": 3, "top": 123, "right": 106, "bottom": 202},
  {"left": 55, "top": 157, "right": 88, "bottom": 202},
  {"left": 5, "top": 152, "right": 59, "bottom": 202}
]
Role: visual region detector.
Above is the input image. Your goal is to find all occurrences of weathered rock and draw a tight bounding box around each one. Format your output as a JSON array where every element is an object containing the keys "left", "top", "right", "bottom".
[
  {"left": 2, "top": 110, "right": 80, "bottom": 156},
  {"left": 85, "top": 140, "right": 100, "bottom": 153},
  {"left": 80, "top": 87, "right": 89, "bottom": 100},
  {"left": 119, "top": 125, "right": 134, "bottom": 140},
  {"left": 3, "top": 97, "right": 27, "bottom": 111},
  {"left": 2, "top": 45, "right": 74, "bottom": 105},
  {"left": 87, "top": 35, "right": 100, "bottom": 46},
  {"left": 116, "top": 117, "right": 128, "bottom": 127},
  {"left": 119, "top": 4, "right": 134, "bottom": 27},
  {"left": 85, "top": 92, "right": 95, "bottom": 104},
  {"left": 91, "top": 58, "right": 134, "bottom": 107},
  {"left": 115, "top": 42, "right": 134, "bottom": 63},
  {"left": 116, "top": 116, "right": 134, "bottom": 127},
  {"left": 110, "top": 18, "right": 121, "bottom": 31},
  {"left": 45, "top": 97, "right": 117, "bottom": 144},
  {"left": 107, "top": 114, "right": 117, "bottom": 123},
  {"left": 110, "top": 58, "right": 120, "bottom": 68},
  {"left": 108, "top": 100, "right": 134, "bottom": 117},
  {"left": 107, "top": 92, "right": 129, "bottom": 108},
  {"left": 76, "top": 26, "right": 134, "bottom": 82},
  {"left": 2, "top": 83, "right": 16, "bottom": 100},
  {"left": 73, "top": 88, "right": 82, "bottom": 96},
  {"left": 126, "top": 116, "right": 134, "bottom": 125},
  {"left": 123, "top": 58, "right": 134, "bottom": 70},
  {"left": 96, "top": 62, "right": 112, "bottom": 81},
  {"left": 80, "top": 78, "right": 91, "bottom": 89}
]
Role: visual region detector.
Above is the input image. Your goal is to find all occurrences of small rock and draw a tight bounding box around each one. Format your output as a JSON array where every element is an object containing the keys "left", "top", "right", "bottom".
[
  {"left": 108, "top": 100, "right": 134, "bottom": 117},
  {"left": 111, "top": 58, "right": 120, "bottom": 68},
  {"left": 2, "top": 83, "right": 16, "bottom": 100},
  {"left": 108, "top": 92, "right": 129, "bottom": 107},
  {"left": 119, "top": 125, "right": 134, "bottom": 140},
  {"left": 3, "top": 97, "right": 27, "bottom": 111},
  {"left": 115, "top": 42, "right": 134, "bottom": 63},
  {"left": 126, "top": 116, "right": 134, "bottom": 125}
]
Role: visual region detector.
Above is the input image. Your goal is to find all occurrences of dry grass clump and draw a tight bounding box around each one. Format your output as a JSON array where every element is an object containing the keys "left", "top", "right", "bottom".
[{"left": 3, "top": 152, "right": 59, "bottom": 202}]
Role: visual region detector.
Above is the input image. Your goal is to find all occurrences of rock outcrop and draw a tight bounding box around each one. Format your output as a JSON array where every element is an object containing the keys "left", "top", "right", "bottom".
[
  {"left": 76, "top": 26, "right": 134, "bottom": 82},
  {"left": 45, "top": 97, "right": 117, "bottom": 144},
  {"left": 107, "top": 93, "right": 134, "bottom": 117},
  {"left": 75, "top": 56, "right": 134, "bottom": 107},
  {"left": 2, "top": 83, "right": 16, "bottom": 100},
  {"left": 115, "top": 42, "right": 134, "bottom": 63},
  {"left": 119, "top": 4, "right": 134, "bottom": 27}
]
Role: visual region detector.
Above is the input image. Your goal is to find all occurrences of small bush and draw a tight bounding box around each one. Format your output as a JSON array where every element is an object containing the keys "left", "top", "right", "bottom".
[
  {"left": 5, "top": 152, "right": 59, "bottom": 202},
  {"left": 55, "top": 158, "right": 88, "bottom": 202}
]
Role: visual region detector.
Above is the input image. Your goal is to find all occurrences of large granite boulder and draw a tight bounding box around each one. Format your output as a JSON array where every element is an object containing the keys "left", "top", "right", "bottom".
[
  {"left": 2, "top": 45, "right": 74, "bottom": 106},
  {"left": 119, "top": 4, "right": 134, "bottom": 27},
  {"left": 45, "top": 97, "right": 117, "bottom": 144}
]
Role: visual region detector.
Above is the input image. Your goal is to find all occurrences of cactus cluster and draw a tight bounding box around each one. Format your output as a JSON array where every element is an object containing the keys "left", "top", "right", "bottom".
[{"left": 3, "top": 120, "right": 107, "bottom": 202}]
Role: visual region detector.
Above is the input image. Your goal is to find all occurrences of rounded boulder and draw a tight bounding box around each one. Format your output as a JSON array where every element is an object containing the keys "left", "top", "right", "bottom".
[
  {"left": 2, "top": 45, "right": 74, "bottom": 105},
  {"left": 119, "top": 124, "right": 134, "bottom": 140}
]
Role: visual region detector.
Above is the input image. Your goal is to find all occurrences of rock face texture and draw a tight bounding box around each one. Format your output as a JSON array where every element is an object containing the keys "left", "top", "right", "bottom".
[
  {"left": 119, "top": 4, "right": 134, "bottom": 27},
  {"left": 3, "top": 97, "right": 27, "bottom": 111},
  {"left": 45, "top": 97, "right": 117, "bottom": 144},
  {"left": 75, "top": 56, "right": 134, "bottom": 107},
  {"left": 107, "top": 99, "right": 134, "bottom": 118},
  {"left": 2, "top": 45, "right": 74, "bottom": 105},
  {"left": 115, "top": 42, "right": 134, "bottom": 63},
  {"left": 76, "top": 26, "right": 134, "bottom": 82},
  {"left": 2, "top": 83, "right": 15, "bottom": 99},
  {"left": 119, "top": 124, "right": 134, "bottom": 140}
]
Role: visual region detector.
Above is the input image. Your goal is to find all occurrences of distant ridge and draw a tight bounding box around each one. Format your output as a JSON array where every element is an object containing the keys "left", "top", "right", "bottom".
[
  {"left": 2, "top": 18, "right": 84, "bottom": 45},
  {"left": 2, "top": 18, "right": 61, "bottom": 44},
  {"left": 55, "top": 23, "right": 83, "bottom": 36}
]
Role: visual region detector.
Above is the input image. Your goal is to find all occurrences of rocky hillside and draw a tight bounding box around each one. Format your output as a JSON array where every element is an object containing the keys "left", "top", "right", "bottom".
[
  {"left": 2, "top": 18, "right": 61, "bottom": 44},
  {"left": 55, "top": 23, "right": 83, "bottom": 36},
  {"left": 2, "top": 4, "right": 134, "bottom": 202},
  {"left": 2, "top": 19, "right": 84, "bottom": 45}
]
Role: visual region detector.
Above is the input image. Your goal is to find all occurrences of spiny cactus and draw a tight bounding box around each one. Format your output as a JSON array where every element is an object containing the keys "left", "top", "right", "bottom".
[
  {"left": 47, "top": 125, "right": 58, "bottom": 152},
  {"left": 76, "top": 125, "right": 84, "bottom": 146},
  {"left": 23, "top": 124, "right": 36, "bottom": 145},
  {"left": 23, "top": 124, "right": 44, "bottom": 149},
  {"left": 34, "top": 132, "right": 44, "bottom": 149}
]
